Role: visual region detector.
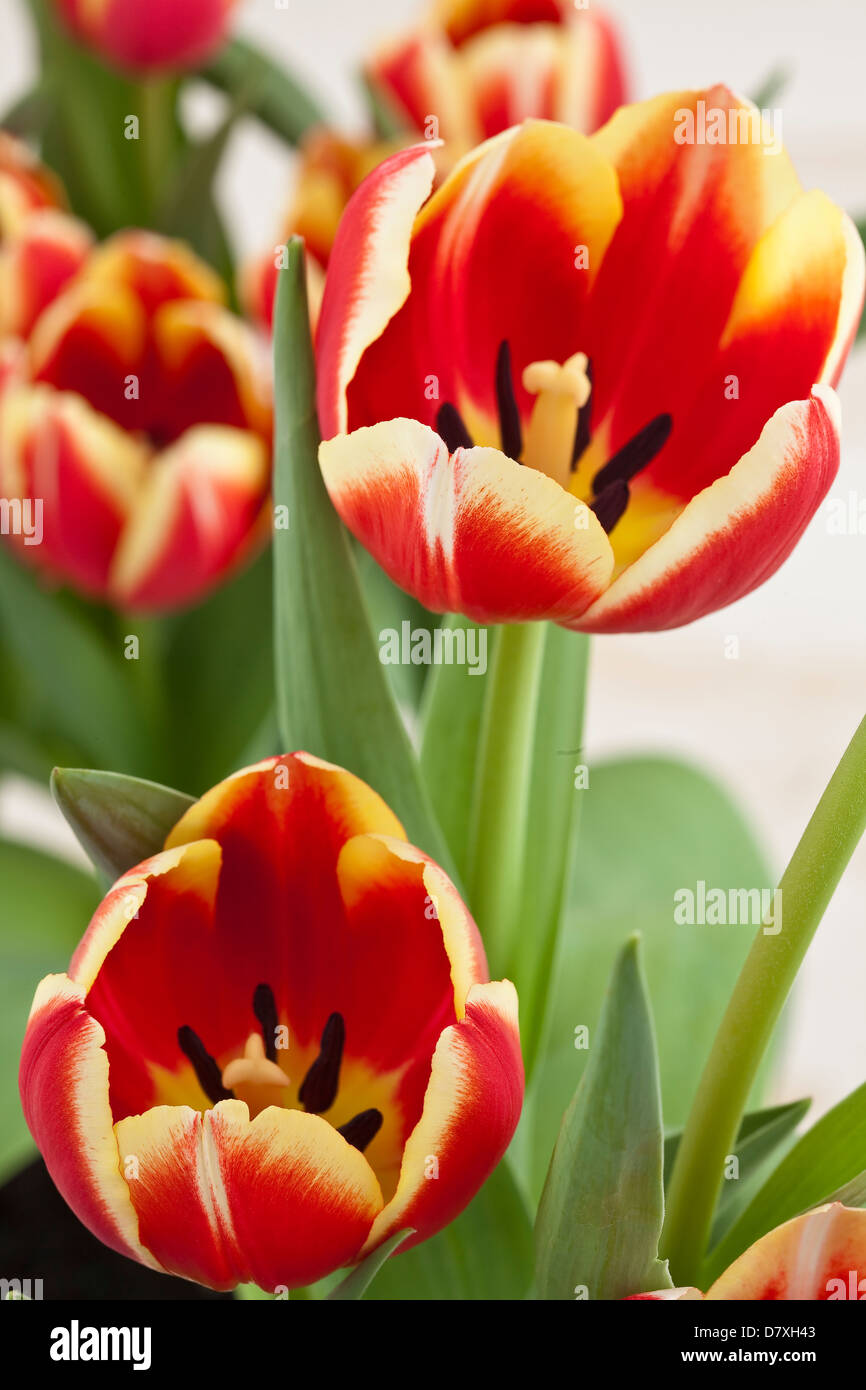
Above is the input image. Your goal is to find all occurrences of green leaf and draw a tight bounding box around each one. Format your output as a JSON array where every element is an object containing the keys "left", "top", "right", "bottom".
[
  {"left": 161, "top": 551, "right": 274, "bottom": 793},
  {"left": 354, "top": 545, "right": 440, "bottom": 715},
  {"left": 0, "top": 547, "right": 151, "bottom": 774},
  {"left": 418, "top": 614, "right": 488, "bottom": 878},
  {"left": 535, "top": 936, "right": 670, "bottom": 1301},
  {"left": 155, "top": 103, "right": 237, "bottom": 285},
  {"left": 327, "top": 1230, "right": 414, "bottom": 1301},
  {"left": 702, "top": 1081, "right": 866, "bottom": 1284},
  {"left": 512, "top": 625, "right": 590, "bottom": 1075},
  {"left": 51, "top": 768, "right": 195, "bottom": 881},
  {"left": 749, "top": 66, "right": 791, "bottom": 110},
  {"left": 520, "top": 756, "right": 771, "bottom": 1200},
  {"left": 363, "top": 1158, "right": 533, "bottom": 1300},
  {"left": 1, "top": 83, "right": 53, "bottom": 138},
  {"left": 664, "top": 1098, "right": 810, "bottom": 1243},
  {"left": 28, "top": 0, "right": 185, "bottom": 232},
  {"left": 271, "top": 239, "right": 453, "bottom": 874},
  {"left": 0, "top": 839, "right": 100, "bottom": 1180},
  {"left": 202, "top": 37, "right": 327, "bottom": 146}
]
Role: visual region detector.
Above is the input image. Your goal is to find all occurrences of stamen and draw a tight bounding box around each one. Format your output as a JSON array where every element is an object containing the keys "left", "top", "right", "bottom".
[
  {"left": 436, "top": 402, "right": 474, "bottom": 453},
  {"left": 591, "top": 413, "right": 672, "bottom": 495},
  {"left": 495, "top": 340, "right": 522, "bottom": 461},
  {"left": 252, "top": 982, "right": 278, "bottom": 1062},
  {"left": 571, "top": 359, "right": 593, "bottom": 466},
  {"left": 338, "top": 1108, "right": 384, "bottom": 1153},
  {"left": 590, "top": 479, "right": 630, "bottom": 535},
  {"left": 178, "top": 1025, "right": 234, "bottom": 1106},
  {"left": 299, "top": 1012, "right": 345, "bottom": 1114}
]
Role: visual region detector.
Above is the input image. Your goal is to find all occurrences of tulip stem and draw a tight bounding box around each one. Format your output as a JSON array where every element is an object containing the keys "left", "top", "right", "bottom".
[
  {"left": 661, "top": 713, "right": 866, "bottom": 1286},
  {"left": 466, "top": 622, "right": 546, "bottom": 970}
]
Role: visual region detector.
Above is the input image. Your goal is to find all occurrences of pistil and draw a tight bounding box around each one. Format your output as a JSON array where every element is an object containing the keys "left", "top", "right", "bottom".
[
  {"left": 521, "top": 353, "right": 592, "bottom": 489},
  {"left": 221, "top": 1031, "right": 291, "bottom": 1117}
]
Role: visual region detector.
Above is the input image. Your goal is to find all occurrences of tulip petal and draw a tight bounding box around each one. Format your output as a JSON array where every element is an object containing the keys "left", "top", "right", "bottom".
[
  {"left": 332, "top": 833, "right": 488, "bottom": 1193},
  {"left": 150, "top": 300, "right": 272, "bottom": 442},
  {"left": 0, "top": 209, "right": 92, "bottom": 339},
  {"left": 19, "top": 974, "right": 159, "bottom": 1270},
  {"left": 627, "top": 1287, "right": 704, "bottom": 1301},
  {"left": 344, "top": 120, "right": 622, "bottom": 440},
  {"left": 576, "top": 87, "right": 808, "bottom": 506},
  {"left": 163, "top": 754, "right": 406, "bottom": 1056},
  {"left": 575, "top": 387, "right": 839, "bottom": 633},
  {"left": 0, "top": 386, "right": 146, "bottom": 595},
  {"left": 316, "top": 142, "right": 438, "bottom": 437},
  {"left": 115, "top": 1100, "right": 383, "bottom": 1291},
  {"left": 320, "top": 418, "right": 613, "bottom": 623},
  {"left": 706, "top": 1204, "right": 866, "bottom": 1300},
  {"left": 83, "top": 229, "right": 226, "bottom": 315},
  {"left": 361, "top": 979, "right": 523, "bottom": 1254},
  {"left": 109, "top": 425, "right": 269, "bottom": 612}
]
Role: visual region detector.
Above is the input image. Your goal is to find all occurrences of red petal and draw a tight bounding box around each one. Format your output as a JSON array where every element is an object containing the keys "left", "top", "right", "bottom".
[
  {"left": 362, "top": 980, "right": 523, "bottom": 1254},
  {"left": 114, "top": 1100, "right": 383, "bottom": 1291},
  {"left": 319, "top": 418, "right": 613, "bottom": 623},
  {"left": 19, "top": 974, "right": 159, "bottom": 1270},
  {"left": 575, "top": 388, "right": 839, "bottom": 633}
]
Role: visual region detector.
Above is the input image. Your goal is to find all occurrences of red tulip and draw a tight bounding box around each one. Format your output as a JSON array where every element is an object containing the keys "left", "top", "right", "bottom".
[
  {"left": 54, "top": 0, "right": 240, "bottom": 74},
  {"left": 316, "top": 91, "right": 864, "bottom": 632},
  {"left": 630, "top": 1204, "right": 866, "bottom": 1300},
  {"left": 366, "top": 0, "right": 628, "bottom": 144},
  {"left": 0, "top": 134, "right": 91, "bottom": 339},
  {"left": 20, "top": 754, "right": 523, "bottom": 1291},
  {"left": 0, "top": 229, "right": 272, "bottom": 611}
]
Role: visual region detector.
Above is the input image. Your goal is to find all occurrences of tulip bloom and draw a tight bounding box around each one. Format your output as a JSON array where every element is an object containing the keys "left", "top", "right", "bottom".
[
  {"left": 54, "top": 0, "right": 240, "bottom": 73},
  {"left": 0, "top": 134, "right": 91, "bottom": 339},
  {"left": 629, "top": 1204, "right": 866, "bottom": 1300},
  {"left": 242, "top": 130, "right": 403, "bottom": 333},
  {"left": 366, "top": 0, "right": 627, "bottom": 146},
  {"left": 20, "top": 754, "right": 523, "bottom": 1291},
  {"left": 0, "top": 229, "right": 271, "bottom": 611},
  {"left": 317, "top": 89, "right": 864, "bottom": 632}
]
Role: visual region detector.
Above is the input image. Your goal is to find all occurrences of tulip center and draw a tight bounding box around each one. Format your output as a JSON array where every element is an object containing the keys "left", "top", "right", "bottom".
[
  {"left": 177, "top": 984, "right": 384, "bottom": 1152},
  {"left": 435, "top": 340, "right": 674, "bottom": 549}
]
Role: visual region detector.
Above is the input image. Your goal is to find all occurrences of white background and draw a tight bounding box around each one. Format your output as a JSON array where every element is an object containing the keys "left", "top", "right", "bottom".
[{"left": 0, "top": 0, "right": 864, "bottom": 1113}]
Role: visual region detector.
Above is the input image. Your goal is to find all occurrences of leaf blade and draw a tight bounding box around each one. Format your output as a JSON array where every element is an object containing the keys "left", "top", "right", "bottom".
[{"left": 535, "top": 936, "right": 671, "bottom": 1300}]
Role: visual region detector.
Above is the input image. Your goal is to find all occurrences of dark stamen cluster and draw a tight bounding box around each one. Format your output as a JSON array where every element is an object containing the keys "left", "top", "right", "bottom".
[
  {"left": 177, "top": 988, "right": 383, "bottom": 1154},
  {"left": 434, "top": 342, "right": 673, "bottom": 537}
]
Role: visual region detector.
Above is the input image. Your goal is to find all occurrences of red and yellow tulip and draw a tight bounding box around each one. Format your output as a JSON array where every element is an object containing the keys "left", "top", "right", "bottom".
[
  {"left": 0, "top": 133, "right": 92, "bottom": 339},
  {"left": 54, "top": 0, "right": 240, "bottom": 73},
  {"left": 0, "top": 229, "right": 272, "bottom": 611},
  {"left": 242, "top": 129, "right": 405, "bottom": 333},
  {"left": 366, "top": 0, "right": 628, "bottom": 145},
  {"left": 19, "top": 753, "right": 523, "bottom": 1291},
  {"left": 316, "top": 89, "right": 864, "bottom": 632},
  {"left": 630, "top": 1204, "right": 866, "bottom": 1300}
]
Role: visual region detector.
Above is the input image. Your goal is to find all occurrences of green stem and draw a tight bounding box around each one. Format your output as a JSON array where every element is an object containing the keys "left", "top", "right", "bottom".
[
  {"left": 466, "top": 622, "right": 546, "bottom": 968},
  {"left": 661, "top": 713, "right": 866, "bottom": 1285}
]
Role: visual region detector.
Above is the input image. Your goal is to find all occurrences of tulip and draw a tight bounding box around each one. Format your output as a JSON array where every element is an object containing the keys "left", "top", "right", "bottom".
[
  {"left": 316, "top": 90, "right": 865, "bottom": 632},
  {"left": 54, "top": 0, "right": 241, "bottom": 74},
  {"left": 242, "top": 129, "right": 403, "bottom": 333},
  {"left": 629, "top": 1204, "right": 866, "bottom": 1300},
  {"left": 0, "top": 134, "right": 92, "bottom": 339},
  {"left": 20, "top": 754, "right": 523, "bottom": 1291},
  {"left": 366, "top": 0, "right": 627, "bottom": 145},
  {"left": 0, "top": 229, "right": 272, "bottom": 611}
]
